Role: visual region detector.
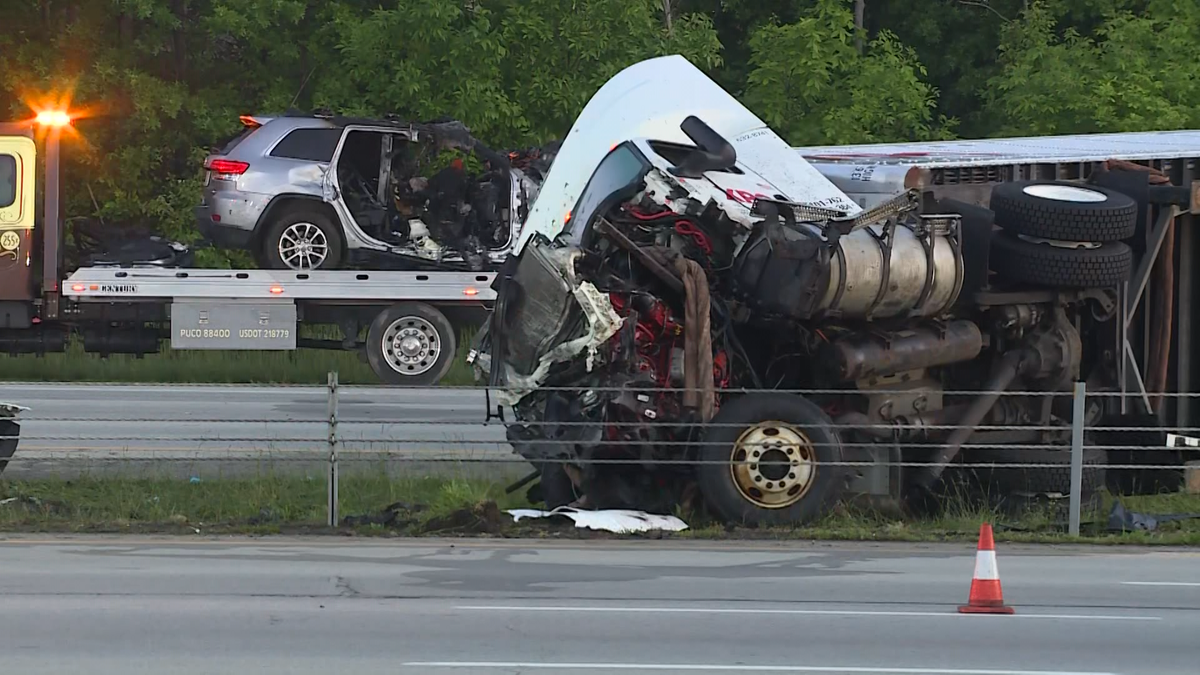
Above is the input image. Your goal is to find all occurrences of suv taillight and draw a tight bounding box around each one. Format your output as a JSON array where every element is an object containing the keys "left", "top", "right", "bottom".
[{"left": 207, "top": 159, "right": 250, "bottom": 176}]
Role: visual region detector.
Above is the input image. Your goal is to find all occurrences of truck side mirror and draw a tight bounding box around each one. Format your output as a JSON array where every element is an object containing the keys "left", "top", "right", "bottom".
[{"left": 668, "top": 116, "right": 737, "bottom": 179}]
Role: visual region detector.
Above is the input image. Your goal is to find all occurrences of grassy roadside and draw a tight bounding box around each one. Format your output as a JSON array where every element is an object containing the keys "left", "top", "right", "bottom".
[
  {"left": 3, "top": 473, "right": 1198, "bottom": 544},
  {"left": 0, "top": 330, "right": 478, "bottom": 386}
]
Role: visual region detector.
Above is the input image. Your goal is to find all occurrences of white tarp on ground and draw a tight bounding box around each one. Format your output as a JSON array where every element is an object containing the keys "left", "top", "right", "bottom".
[{"left": 507, "top": 507, "right": 689, "bottom": 534}]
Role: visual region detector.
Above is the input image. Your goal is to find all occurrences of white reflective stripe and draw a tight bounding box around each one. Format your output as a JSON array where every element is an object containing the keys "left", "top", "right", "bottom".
[{"left": 973, "top": 550, "right": 999, "bottom": 581}]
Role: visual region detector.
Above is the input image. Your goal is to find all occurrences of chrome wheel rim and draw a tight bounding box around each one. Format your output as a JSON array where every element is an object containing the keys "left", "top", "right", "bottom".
[
  {"left": 1022, "top": 184, "right": 1107, "bottom": 203},
  {"left": 382, "top": 316, "right": 441, "bottom": 376},
  {"left": 729, "top": 421, "right": 817, "bottom": 509},
  {"left": 278, "top": 222, "right": 329, "bottom": 269}
]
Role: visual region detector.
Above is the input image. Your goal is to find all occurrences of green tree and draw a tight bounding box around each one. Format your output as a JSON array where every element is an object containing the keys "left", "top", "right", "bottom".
[
  {"left": 982, "top": 0, "right": 1200, "bottom": 135},
  {"left": 742, "top": 0, "right": 952, "bottom": 146}
]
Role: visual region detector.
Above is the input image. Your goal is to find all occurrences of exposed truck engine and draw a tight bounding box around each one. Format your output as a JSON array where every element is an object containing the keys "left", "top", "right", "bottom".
[{"left": 470, "top": 55, "right": 1192, "bottom": 525}]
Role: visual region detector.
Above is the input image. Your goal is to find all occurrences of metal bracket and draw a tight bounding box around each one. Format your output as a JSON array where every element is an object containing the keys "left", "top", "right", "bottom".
[
  {"left": 1125, "top": 205, "right": 1179, "bottom": 330},
  {"left": 1123, "top": 340, "right": 1153, "bottom": 415}
]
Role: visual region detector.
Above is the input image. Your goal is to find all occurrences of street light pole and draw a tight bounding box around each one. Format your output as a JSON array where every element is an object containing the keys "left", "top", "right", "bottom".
[
  {"left": 42, "top": 125, "right": 61, "bottom": 318},
  {"left": 32, "top": 109, "right": 71, "bottom": 319}
]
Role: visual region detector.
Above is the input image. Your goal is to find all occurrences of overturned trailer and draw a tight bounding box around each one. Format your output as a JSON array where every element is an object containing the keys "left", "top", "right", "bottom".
[{"left": 471, "top": 55, "right": 1200, "bottom": 525}]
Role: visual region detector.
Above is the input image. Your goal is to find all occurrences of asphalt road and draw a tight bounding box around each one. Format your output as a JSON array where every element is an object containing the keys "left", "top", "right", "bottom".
[
  {"left": 0, "top": 383, "right": 520, "bottom": 479},
  {"left": 0, "top": 536, "right": 1195, "bottom": 674}
]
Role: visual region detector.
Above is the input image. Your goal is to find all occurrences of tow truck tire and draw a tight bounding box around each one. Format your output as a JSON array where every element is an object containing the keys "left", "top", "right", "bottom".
[
  {"left": 262, "top": 209, "right": 344, "bottom": 271},
  {"left": 696, "top": 393, "right": 846, "bottom": 527},
  {"left": 366, "top": 303, "right": 457, "bottom": 387},
  {"left": 990, "top": 180, "right": 1138, "bottom": 242},
  {"left": 990, "top": 233, "right": 1133, "bottom": 288}
]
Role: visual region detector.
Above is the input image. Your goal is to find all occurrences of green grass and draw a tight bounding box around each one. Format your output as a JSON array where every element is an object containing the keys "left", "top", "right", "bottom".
[
  {"left": 676, "top": 491, "right": 1200, "bottom": 545},
  {"left": 0, "top": 472, "right": 530, "bottom": 535},
  {"left": 3, "top": 471, "right": 1199, "bottom": 544},
  {"left": 0, "top": 329, "right": 478, "bottom": 386}
]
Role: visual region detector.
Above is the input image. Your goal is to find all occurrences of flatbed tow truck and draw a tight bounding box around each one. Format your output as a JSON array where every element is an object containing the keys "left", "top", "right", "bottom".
[{"left": 1, "top": 112, "right": 495, "bottom": 387}]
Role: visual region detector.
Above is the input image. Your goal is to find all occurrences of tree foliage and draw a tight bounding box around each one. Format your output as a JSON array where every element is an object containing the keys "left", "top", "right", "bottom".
[{"left": 0, "top": 0, "right": 1196, "bottom": 266}]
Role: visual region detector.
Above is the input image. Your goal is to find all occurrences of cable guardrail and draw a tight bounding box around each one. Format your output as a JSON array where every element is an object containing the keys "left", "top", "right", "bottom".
[{"left": 2, "top": 373, "right": 1198, "bottom": 531}]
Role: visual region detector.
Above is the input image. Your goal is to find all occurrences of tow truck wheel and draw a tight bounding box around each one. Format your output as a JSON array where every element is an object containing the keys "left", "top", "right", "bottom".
[
  {"left": 366, "top": 303, "right": 456, "bottom": 386},
  {"left": 696, "top": 393, "right": 846, "bottom": 527}
]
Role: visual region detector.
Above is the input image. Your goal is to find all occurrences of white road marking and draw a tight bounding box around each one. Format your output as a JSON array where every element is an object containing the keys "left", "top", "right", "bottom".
[
  {"left": 1121, "top": 581, "right": 1200, "bottom": 587},
  {"left": 457, "top": 605, "right": 1160, "bottom": 621},
  {"left": 404, "top": 662, "right": 1118, "bottom": 674}
]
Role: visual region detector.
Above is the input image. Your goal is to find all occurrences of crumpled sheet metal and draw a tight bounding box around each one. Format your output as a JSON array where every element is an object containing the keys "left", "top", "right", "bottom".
[{"left": 507, "top": 507, "right": 689, "bottom": 534}]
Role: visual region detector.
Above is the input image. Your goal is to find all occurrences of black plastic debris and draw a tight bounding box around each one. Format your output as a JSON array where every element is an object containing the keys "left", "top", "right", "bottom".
[{"left": 1106, "top": 500, "right": 1200, "bottom": 533}]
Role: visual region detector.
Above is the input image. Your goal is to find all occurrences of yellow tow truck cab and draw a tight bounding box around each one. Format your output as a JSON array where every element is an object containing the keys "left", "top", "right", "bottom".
[{"left": 0, "top": 130, "right": 36, "bottom": 303}]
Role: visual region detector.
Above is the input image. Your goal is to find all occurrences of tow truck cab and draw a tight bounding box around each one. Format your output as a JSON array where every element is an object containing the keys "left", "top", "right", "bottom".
[
  {"left": 0, "top": 130, "right": 38, "bottom": 309},
  {"left": 0, "top": 120, "right": 72, "bottom": 354}
]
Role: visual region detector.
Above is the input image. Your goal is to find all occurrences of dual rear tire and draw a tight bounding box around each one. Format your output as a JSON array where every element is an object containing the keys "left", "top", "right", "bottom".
[{"left": 988, "top": 181, "right": 1137, "bottom": 288}]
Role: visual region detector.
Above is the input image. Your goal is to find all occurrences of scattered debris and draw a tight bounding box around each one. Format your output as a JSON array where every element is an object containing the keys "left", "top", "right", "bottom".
[
  {"left": 507, "top": 507, "right": 689, "bottom": 534},
  {"left": 421, "top": 501, "right": 507, "bottom": 535},
  {"left": 1107, "top": 500, "right": 1200, "bottom": 533},
  {"left": 0, "top": 495, "right": 69, "bottom": 516},
  {"left": 341, "top": 501, "right": 427, "bottom": 529}
]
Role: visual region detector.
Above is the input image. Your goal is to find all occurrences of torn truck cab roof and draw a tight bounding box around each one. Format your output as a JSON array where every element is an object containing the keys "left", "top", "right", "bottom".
[{"left": 515, "top": 54, "right": 862, "bottom": 254}]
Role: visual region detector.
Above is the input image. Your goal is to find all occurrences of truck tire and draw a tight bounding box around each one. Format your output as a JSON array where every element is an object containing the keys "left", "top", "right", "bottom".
[
  {"left": 366, "top": 302, "right": 456, "bottom": 386},
  {"left": 990, "top": 233, "right": 1132, "bottom": 288},
  {"left": 990, "top": 180, "right": 1138, "bottom": 242},
  {"left": 262, "top": 210, "right": 344, "bottom": 270},
  {"left": 696, "top": 393, "right": 846, "bottom": 526},
  {"left": 970, "top": 446, "right": 1106, "bottom": 497},
  {"left": 1094, "top": 415, "right": 1184, "bottom": 496}
]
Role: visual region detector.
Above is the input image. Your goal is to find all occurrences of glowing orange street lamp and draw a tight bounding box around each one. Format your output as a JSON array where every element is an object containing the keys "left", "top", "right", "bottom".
[{"left": 34, "top": 110, "right": 72, "bottom": 128}]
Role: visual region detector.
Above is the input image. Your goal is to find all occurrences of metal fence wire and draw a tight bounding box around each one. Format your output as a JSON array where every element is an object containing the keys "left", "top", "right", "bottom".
[{"left": 2, "top": 375, "right": 1198, "bottom": 534}]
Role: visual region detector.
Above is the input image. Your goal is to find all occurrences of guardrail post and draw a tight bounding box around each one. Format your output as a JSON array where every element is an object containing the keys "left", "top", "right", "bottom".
[
  {"left": 1069, "top": 381, "right": 1086, "bottom": 537},
  {"left": 327, "top": 370, "right": 340, "bottom": 528}
]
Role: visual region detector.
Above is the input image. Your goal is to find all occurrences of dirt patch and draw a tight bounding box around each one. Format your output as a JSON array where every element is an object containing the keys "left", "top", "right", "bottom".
[{"left": 417, "top": 500, "right": 509, "bottom": 535}]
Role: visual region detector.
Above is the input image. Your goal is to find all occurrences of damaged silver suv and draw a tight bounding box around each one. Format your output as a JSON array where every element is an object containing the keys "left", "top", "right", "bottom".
[
  {"left": 472, "top": 55, "right": 1139, "bottom": 526},
  {"left": 197, "top": 114, "right": 554, "bottom": 271}
]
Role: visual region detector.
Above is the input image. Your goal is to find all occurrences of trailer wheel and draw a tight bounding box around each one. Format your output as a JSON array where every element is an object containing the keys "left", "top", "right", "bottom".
[
  {"left": 970, "top": 445, "right": 1106, "bottom": 498},
  {"left": 262, "top": 210, "right": 344, "bottom": 271},
  {"left": 366, "top": 303, "right": 456, "bottom": 386},
  {"left": 990, "top": 180, "right": 1138, "bottom": 242},
  {"left": 990, "top": 233, "right": 1132, "bottom": 288},
  {"left": 1093, "top": 415, "right": 1184, "bottom": 496},
  {"left": 696, "top": 393, "right": 846, "bottom": 527}
]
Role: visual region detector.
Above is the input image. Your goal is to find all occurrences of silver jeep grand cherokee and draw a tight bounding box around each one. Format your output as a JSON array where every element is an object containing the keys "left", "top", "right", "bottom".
[{"left": 196, "top": 113, "right": 551, "bottom": 271}]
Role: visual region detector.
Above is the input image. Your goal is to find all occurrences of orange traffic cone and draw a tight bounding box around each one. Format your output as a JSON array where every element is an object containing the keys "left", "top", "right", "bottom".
[{"left": 958, "top": 522, "right": 1015, "bottom": 615}]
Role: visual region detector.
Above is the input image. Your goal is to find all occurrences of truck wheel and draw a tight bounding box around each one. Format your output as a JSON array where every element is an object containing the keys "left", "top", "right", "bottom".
[
  {"left": 990, "top": 233, "right": 1132, "bottom": 288},
  {"left": 366, "top": 303, "right": 456, "bottom": 386},
  {"left": 262, "top": 210, "right": 344, "bottom": 270},
  {"left": 971, "top": 446, "right": 1106, "bottom": 497},
  {"left": 990, "top": 180, "right": 1137, "bottom": 242},
  {"left": 696, "top": 393, "right": 846, "bottom": 527},
  {"left": 1093, "top": 415, "right": 1184, "bottom": 495}
]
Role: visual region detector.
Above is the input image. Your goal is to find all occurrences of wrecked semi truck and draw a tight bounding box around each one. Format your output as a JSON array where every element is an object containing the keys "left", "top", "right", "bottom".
[{"left": 470, "top": 55, "right": 1200, "bottom": 525}]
